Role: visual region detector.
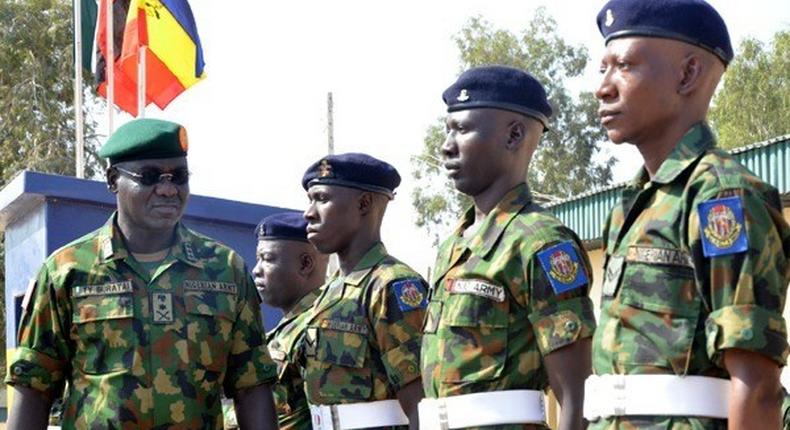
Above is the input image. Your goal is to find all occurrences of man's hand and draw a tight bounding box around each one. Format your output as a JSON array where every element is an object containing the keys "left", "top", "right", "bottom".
[
  {"left": 397, "top": 378, "right": 424, "bottom": 430},
  {"left": 545, "top": 338, "right": 591, "bottom": 430},
  {"left": 234, "top": 384, "right": 278, "bottom": 429},
  {"left": 724, "top": 348, "right": 782, "bottom": 430},
  {"left": 6, "top": 385, "right": 53, "bottom": 430}
]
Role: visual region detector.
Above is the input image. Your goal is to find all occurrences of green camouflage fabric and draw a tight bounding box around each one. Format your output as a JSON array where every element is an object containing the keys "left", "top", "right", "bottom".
[
  {"left": 421, "top": 183, "right": 596, "bottom": 430},
  {"left": 300, "top": 243, "right": 426, "bottom": 411},
  {"left": 590, "top": 123, "right": 790, "bottom": 429},
  {"left": 6, "top": 214, "right": 277, "bottom": 430},
  {"left": 783, "top": 388, "right": 790, "bottom": 430},
  {"left": 267, "top": 288, "right": 322, "bottom": 430}
]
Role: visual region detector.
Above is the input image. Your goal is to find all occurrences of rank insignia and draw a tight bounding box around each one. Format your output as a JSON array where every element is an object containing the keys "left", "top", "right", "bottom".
[
  {"left": 605, "top": 9, "right": 615, "bottom": 27},
  {"left": 456, "top": 89, "right": 470, "bottom": 102},
  {"left": 152, "top": 292, "right": 174, "bottom": 324},
  {"left": 537, "top": 241, "right": 588, "bottom": 294},
  {"left": 318, "top": 159, "right": 333, "bottom": 178},
  {"left": 698, "top": 196, "right": 748, "bottom": 257},
  {"left": 392, "top": 278, "right": 427, "bottom": 312}
]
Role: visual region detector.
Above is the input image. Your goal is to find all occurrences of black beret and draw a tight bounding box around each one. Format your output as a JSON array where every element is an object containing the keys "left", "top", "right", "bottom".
[
  {"left": 256, "top": 211, "right": 309, "bottom": 242},
  {"left": 442, "top": 65, "right": 552, "bottom": 130},
  {"left": 99, "top": 118, "right": 189, "bottom": 165},
  {"left": 597, "top": 0, "right": 733, "bottom": 65},
  {"left": 301, "top": 153, "right": 401, "bottom": 199}
]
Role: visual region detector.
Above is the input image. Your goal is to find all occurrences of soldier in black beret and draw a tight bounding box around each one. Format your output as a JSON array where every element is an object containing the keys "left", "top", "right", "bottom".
[
  {"left": 298, "top": 153, "right": 428, "bottom": 429},
  {"left": 587, "top": 0, "right": 790, "bottom": 429},
  {"left": 418, "top": 65, "right": 595, "bottom": 429}
]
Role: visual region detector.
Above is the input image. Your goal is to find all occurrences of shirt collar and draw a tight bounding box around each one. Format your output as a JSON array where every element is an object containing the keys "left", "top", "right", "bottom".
[
  {"left": 455, "top": 183, "right": 533, "bottom": 258},
  {"left": 631, "top": 122, "right": 716, "bottom": 187},
  {"left": 282, "top": 288, "right": 322, "bottom": 320},
  {"left": 98, "top": 212, "right": 203, "bottom": 269},
  {"left": 342, "top": 242, "right": 389, "bottom": 286}
]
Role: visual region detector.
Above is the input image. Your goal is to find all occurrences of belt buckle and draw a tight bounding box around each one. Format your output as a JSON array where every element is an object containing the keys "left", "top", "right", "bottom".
[
  {"left": 310, "top": 404, "right": 336, "bottom": 430},
  {"left": 437, "top": 399, "right": 449, "bottom": 430},
  {"left": 612, "top": 374, "right": 627, "bottom": 416}
]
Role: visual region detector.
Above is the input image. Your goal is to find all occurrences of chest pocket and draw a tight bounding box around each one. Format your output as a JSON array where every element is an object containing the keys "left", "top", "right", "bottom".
[
  {"left": 185, "top": 289, "right": 238, "bottom": 371},
  {"left": 314, "top": 321, "right": 372, "bottom": 400},
  {"left": 615, "top": 258, "right": 701, "bottom": 374},
  {"left": 72, "top": 291, "right": 135, "bottom": 374},
  {"left": 437, "top": 284, "right": 509, "bottom": 383}
]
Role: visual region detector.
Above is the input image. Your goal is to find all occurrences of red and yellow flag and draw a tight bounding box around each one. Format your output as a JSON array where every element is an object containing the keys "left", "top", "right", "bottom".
[{"left": 96, "top": 0, "right": 205, "bottom": 116}]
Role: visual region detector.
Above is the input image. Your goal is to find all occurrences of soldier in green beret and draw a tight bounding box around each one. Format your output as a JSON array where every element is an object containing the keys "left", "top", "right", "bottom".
[{"left": 6, "top": 118, "right": 279, "bottom": 429}]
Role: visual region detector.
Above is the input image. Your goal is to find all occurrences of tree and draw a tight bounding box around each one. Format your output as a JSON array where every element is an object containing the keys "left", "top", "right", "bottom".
[
  {"left": 0, "top": 0, "right": 104, "bottom": 378},
  {"left": 411, "top": 9, "right": 614, "bottom": 241},
  {"left": 710, "top": 31, "right": 789, "bottom": 150}
]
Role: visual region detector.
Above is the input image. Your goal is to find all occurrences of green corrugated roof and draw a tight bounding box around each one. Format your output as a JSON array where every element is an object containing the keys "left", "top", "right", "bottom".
[{"left": 548, "top": 134, "right": 790, "bottom": 242}]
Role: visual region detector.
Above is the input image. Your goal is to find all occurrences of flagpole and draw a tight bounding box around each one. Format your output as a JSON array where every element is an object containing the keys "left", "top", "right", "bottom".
[
  {"left": 138, "top": 46, "right": 146, "bottom": 118},
  {"left": 106, "top": 0, "right": 114, "bottom": 133},
  {"left": 74, "top": 0, "right": 85, "bottom": 178}
]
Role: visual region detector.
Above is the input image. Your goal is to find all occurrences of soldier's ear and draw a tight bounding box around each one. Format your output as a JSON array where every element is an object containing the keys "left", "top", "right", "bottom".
[
  {"left": 678, "top": 53, "right": 703, "bottom": 96},
  {"left": 299, "top": 252, "right": 315, "bottom": 277},
  {"left": 505, "top": 120, "right": 526, "bottom": 151},
  {"left": 358, "top": 192, "right": 373, "bottom": 216},
  {"left": 106, "top": 167, "right": 119, "bottom": 193}
]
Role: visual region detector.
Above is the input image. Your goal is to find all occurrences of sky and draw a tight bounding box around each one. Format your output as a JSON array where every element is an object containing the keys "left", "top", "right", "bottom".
[{"left": 97, "top": 0, "right": 790, "bottom": 277}]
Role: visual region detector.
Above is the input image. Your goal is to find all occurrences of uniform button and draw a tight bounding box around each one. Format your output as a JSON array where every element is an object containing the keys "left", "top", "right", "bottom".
[
  {"left": 741, "top": 328, "right": 753, "bottom": 340},
  {"left": 564, "top": 320, "right": 579, "bottom": 332}
]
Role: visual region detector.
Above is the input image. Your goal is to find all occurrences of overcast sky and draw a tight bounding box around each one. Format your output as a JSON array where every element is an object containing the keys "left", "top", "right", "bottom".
[{"left": 96, "top": 0, "right": 789, "bottom": 276}]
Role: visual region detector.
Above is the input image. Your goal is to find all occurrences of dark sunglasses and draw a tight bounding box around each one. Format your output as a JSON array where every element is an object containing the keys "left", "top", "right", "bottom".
[{"left": 115, "top": 166, "right": 190, "bottom": 186}]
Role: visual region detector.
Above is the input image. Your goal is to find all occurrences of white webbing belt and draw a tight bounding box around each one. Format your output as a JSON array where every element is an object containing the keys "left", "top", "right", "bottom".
[
  {"left": 418, "top": 390, "right": 546, "bottom": 430},
  {"left": 583, "top": 374, "right": 730, "bottom": 420},
  {"left": 309, "top": 399, "right": 409, "bottom": 430}
]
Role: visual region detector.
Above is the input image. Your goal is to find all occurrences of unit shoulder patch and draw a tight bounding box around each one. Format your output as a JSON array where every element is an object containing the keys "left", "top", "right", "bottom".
[
  {"left": 391, "top": 278, "right": 428, "bottom": 312},
  {"left": 537, "top": 241, "right": 588, "bottom": 294},
  {"left": 698, "top": 196, "right": 748, "bottom": 257}
]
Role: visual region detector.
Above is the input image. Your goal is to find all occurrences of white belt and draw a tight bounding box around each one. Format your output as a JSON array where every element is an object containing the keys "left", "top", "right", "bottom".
[
  {"left": 584, "top": 374, "right": 730, "bottom": 420},
  {"left": 418, "top": 390, "right": 546, "bottom": 429},
  {"left": 309, "top": 399, "right": 409, "bottom": 430}
]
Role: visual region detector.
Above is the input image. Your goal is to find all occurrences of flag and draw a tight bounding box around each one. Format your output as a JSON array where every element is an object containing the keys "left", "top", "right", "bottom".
[
  {"left": 74, "top": 0, "right": 99, "bottom": 71},
  {"left": 96, "top": 0, "right": 205, "bottom": 116}
]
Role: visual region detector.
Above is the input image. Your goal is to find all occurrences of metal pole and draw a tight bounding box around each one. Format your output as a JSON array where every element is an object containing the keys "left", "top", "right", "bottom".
[
  {"left": 138, "top": 46, "right": 146, "bottom": 118},
  {"left": 327, "top": 92, "right": 334, "bottom": 155},
  {"left": 106, "top": 0, "right": 114, "bottom": 133},
  {"left": 74, "top": 0, "right": 85, "bottom": 178}
]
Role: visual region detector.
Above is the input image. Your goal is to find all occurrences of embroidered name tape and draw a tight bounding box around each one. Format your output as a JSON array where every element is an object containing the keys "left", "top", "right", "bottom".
[
  {"left": 319, "top": 319, "right": 369, "bottom": 335},
  {"left": 698, "top": 196, "right": 748, "bottom": 257},
  {"left": 537, "top": 241, "right": 588, "bottom": 294},
  {"left": 626, "top": 246, "right": 693, "bottom": 268},
  {"left": 183, "top": 280, "right": 237, "bottom": 294},
  {"left": 74, "top": 281, "right": 133, "bottom": 297},
  {"left": 446, "top": 278, "right": 505, "bottom": 302},
  {"left": 392, "top": 278, "right": 428, "bottom": 312}
]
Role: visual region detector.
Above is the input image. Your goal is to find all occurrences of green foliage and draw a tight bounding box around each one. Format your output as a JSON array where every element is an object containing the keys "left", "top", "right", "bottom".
[
  {"left": 710, "top": 31, "right": 790, "bottom": 149},
  {"left": 411, "top": 10, "right": 614, "bottom": 241},
  {"left": 0, "top": 0, "right": 105, "bottom": 380}
]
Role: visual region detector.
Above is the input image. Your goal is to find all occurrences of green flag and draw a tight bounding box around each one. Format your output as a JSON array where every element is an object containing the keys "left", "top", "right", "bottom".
[{"left": 74, "top": 0, "right": 98, "bottom": 71}]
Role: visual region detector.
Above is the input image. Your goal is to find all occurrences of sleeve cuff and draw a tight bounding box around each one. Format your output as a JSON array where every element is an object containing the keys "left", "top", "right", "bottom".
[
  {"left": 381, "top": 337, "right": 422, "bottom": 390},
  {"left": 224, "top": 346, "right": 278, "bottom": 397},
  {"left": 5, "top": 346, "right": 65, "bottom": 394},
  {"left": 705, "top": 304, "right": 789, "bottom": 366},
  {"left": 528, "top": 296, "right": 596, "bottom": 355}
]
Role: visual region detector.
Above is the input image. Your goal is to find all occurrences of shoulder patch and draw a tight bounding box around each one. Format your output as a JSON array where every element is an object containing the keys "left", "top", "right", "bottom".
[
  {"left": 537, "top": 241, "right": 588, "bottom": 294},
  {"left": 391, "top": 278, "right": 428, "bottom": 312},
  {"left": 698, "top": 196, "right": 748, "bottom": 257}
]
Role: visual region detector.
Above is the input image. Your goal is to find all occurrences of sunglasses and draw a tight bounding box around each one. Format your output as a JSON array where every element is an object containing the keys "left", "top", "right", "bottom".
[{"left": 115, "top": 166, "right": 190, "bottom": 186}]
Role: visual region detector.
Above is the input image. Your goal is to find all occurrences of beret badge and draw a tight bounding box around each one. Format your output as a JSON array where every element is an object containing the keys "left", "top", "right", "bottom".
[
  {"left": 605, "top": 9, "right": 615, "bottom": 27},
  {"left": 178, "top": 127, "right": 189, "bottom": 152},
  {"left": 456, "top": 89, "right": 470, "bottom": 102},
  {"left": 318, "top": 159, "right": 334, "bottom": 178}
]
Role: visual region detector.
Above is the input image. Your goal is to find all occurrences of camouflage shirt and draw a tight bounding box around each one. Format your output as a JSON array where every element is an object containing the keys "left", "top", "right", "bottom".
[
  {"left": 6, "top": 214, "right": 277, "bottom": 430},
  {"left": 300, "top": 243, "right": 426, "bottom": 409},
  {"left": 421, "top": 183, "right": 596, "bottom": 429},
  {"left": 267, "top": 288, "right": 322, "bottom": 430},
  {"left": 590, "top": 123, "right": 790, "bottom": 429}
]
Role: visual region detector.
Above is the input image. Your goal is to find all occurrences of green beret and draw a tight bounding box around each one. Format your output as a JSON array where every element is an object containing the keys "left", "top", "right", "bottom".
[{"left": 99, "top": 118, "right": 189, "bottom": 164}]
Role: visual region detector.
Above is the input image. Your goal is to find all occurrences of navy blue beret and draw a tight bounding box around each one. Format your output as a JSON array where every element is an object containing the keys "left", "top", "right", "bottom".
[
  {"left": 597, "top": 0, "right": 733, "bottom": 65},
  {"left": 301, "top": 153, "right": 401, "bottom": 199},
  {"left": 256, "top": 211, "right": 309, "bottom": 242},
  {"left": 442, "top": 65, "right": 552, "bottom": 130}
]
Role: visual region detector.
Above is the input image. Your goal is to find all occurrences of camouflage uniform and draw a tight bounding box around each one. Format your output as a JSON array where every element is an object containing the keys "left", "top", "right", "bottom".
[
  {"left": 421, "top": 183, "right": 596, "bottom": 430},
  {"left": 300, "top": 243, "right": 426, "bottom": 420},
  {"left": 267, "top": 288, "right": 322, "bottom": 430},
  {"left": 6, "top": 214, "right": 277, "bottom": 430},
  {"left": 590, "top": 123, "right": 790, "bottom": 429}
]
